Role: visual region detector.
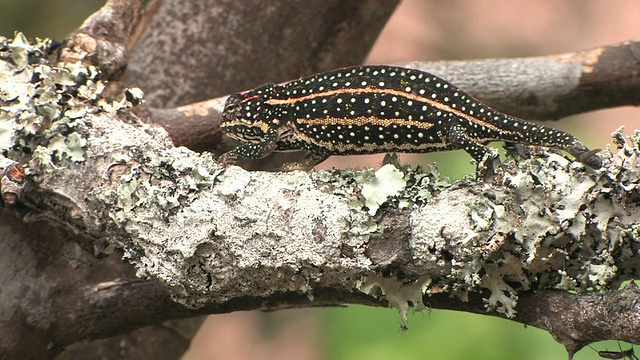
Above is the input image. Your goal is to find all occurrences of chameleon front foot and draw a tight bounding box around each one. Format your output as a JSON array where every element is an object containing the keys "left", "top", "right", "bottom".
[
  {"left": 281, "top": 162, "right": 313, "bottom": 171},
  {"left": 217, "top": 152, "right": 238, "bottom": 167},
  {"left": 280, "top": 151, "right": 331, "bottom": 172},
  {"left": 476, "top": 150, "right": 501, "bottom": 181}
]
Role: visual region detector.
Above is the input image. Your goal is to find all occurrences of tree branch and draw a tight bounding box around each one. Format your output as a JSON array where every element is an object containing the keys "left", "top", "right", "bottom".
[
  {"left": 2, "top": 37, "right": 640, "bottom": 358},
  {"left": 57, "top": 0, "right": 144, "bottom": 80},
  {"left": 122, "top": 0, "right": 400, "bottom": 107},
  {"left": 402, "top": 40, "right": 640, "bottom": 120}
]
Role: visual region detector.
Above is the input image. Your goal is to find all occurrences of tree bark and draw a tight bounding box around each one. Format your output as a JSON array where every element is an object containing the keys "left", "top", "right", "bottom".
[
  {"left": 1, "top": 1, "right": 640, "bottom": 359},
  {"left": 122, "top": 0, "right": 400, "bottom": 107}
]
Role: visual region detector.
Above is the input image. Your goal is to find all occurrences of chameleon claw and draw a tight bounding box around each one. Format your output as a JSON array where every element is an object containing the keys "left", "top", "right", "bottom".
[
  {"left": 503, "top": 142, "right": 531, "bottom": 160},
  {"left": 281, "top": 162, "right": 311, "bottom": 171},
  {"left": 476, "top": 151, "right": 500, "bottom": 181},
  {"left": 217, "top": 152, "right": 237, "bottom": 167}
]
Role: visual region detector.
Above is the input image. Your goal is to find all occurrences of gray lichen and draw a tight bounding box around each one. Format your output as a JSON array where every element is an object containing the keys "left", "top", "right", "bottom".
[
  {"left": 2, "top": 34, "right": 639, "bottom": 326},
  {"left": 1, "top": 33, "right": 101, "bottom": 168},
  {"left": 349, "top": 144, "right": 639, "bottom": 321}
]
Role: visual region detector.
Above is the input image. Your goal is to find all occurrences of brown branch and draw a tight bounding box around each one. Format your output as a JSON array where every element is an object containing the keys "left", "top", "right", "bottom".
[
  {"left": 57, "top": 0, "right": 144, "bottom": 80},
  {"left": 515, "top": 284, "right": 640, "bottom": 358},
  {"left": 403, "top": 40, "right": 640, "bottom": 119}
]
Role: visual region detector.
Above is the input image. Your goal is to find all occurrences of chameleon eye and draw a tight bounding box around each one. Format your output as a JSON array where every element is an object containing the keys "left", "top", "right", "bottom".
[{"left": 222, "top": 95, "right": 243, "bottom": 121}]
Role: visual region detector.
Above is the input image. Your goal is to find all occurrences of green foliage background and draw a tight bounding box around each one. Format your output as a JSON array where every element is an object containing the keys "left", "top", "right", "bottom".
[{"left": 321, "top": 305, "right": 623, "bottom": 360}]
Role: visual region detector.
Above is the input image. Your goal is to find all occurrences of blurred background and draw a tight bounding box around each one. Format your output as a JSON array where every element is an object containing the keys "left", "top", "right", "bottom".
[{"left": 1, "top": 1, "right": 639, "bottom": 359}]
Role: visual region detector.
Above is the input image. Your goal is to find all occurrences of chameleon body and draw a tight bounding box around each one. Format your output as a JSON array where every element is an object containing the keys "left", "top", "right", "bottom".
[{"left": 219, "top": 65, "right": 602, "bottom": 170}]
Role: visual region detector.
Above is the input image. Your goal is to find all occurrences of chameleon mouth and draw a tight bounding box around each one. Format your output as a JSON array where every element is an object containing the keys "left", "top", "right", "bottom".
[
  {"left": 226, "top": 133, "right": 264, "bottom": 143},
  {"left": 221, "top": 120, "right": 272, "bottom": 143}
]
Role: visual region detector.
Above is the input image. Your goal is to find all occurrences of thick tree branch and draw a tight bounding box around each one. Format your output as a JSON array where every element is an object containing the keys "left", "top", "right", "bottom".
[
  {"left": 57, "top": 0, "right": 144, "bottom": 80},
  {"left": 1, "top": 39, "right": 640, "bottom": 359},
  {"left": 122, "top": 0, "right": 400, "bottom": 107},
  {"left": 0, "top": 1, "right": 400, "bottom": 357}
]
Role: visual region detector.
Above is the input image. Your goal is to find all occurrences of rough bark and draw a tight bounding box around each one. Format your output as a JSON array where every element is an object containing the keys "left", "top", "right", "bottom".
[
  {"left": 2, "top": 36, "right": 640, "bottom": 359},
  {"left": 2, "top": 0, "right": 640, "bottom": 359},
  {"left": 1, "top": 0, "right": 401, "bottom": 358},
  {"left": 122, "top": 0, "right": 400, "bottom": 107},
  {"left": 402, "top": 41, "right": 640, "bottom": 120}
]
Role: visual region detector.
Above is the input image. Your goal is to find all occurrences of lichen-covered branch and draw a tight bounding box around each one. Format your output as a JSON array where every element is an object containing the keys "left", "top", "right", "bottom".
[
  {"left": 1, "top": 35, "right": 640, "bottom": 358},
  {"left": 58, "top": 0, "right": 144, "bottom": 79}
]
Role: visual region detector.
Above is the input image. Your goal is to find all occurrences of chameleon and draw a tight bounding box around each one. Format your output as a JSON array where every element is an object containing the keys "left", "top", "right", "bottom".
[{"left": 219, "top": 65, "right": 602, "bottom": 171}]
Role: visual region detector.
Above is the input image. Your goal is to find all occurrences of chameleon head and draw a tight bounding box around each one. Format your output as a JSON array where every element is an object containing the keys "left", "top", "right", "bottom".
[{"left": 221, "top": 84, "right": 277, "bottom": 143}]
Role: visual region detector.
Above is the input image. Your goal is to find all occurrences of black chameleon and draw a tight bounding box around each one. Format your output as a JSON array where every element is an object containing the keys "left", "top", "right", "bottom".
[{"left": 219, "top": 65, "right": 602, "bottom": 171}]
